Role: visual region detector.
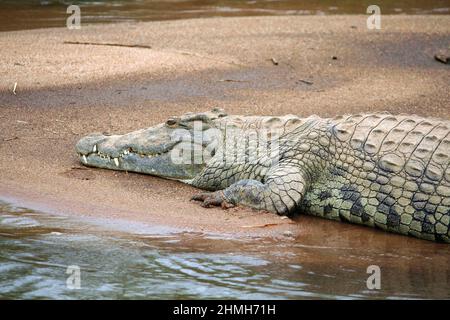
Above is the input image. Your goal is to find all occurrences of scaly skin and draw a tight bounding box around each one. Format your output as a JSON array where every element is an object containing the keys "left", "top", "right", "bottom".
[{"left": 76, "top": 109, "right": 450, "bottom": 242}]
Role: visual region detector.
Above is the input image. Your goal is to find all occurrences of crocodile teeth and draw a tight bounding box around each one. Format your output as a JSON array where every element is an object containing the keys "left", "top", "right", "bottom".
[
  {"left": 82, "top": 155, "right": 87, "bottom": 163},
  {"left": 92, "top": 145, "right": 97, "bottom": 153},
  {"left": 113, "top": 158, "right": 119, "bottom": 167}
]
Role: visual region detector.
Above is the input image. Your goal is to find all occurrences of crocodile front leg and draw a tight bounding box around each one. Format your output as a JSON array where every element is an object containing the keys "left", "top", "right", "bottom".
[{"left": 191, "top": 165, "right": 307, "bottom": 215}]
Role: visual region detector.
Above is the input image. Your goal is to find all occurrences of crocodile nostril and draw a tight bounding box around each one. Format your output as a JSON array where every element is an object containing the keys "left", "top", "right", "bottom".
[{"left": 166, "top": 118, "right": 178, "bottom": 126}]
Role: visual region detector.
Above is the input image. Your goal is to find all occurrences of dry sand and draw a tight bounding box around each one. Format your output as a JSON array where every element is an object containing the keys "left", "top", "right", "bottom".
[{"left": 0, "top": 15, "right": 449, "bottom": 240}]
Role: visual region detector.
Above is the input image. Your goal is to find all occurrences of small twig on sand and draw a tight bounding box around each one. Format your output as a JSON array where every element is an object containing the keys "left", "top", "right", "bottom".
[
  {"left": 63, "top": 41, "right": 152, "bottom": 49},
  {"left": 3, "top": 136, "right": 18, "bottom": 142},
  {"left": 435, "top": 53, "right": 450, "bottom": 64},
  {"left": 217, "top": 79, "right": 249, "bottom": 83},
  {"left": 13, "top": 82, "right": 17, "bottom": 95},
  {"left": 270, "top": 57, "right": 279, "bottom": 65},
  {"left": 241, "top": 222, "right": 295, "bottom": 228},
  {"left": 296, "top": 79, "right": 314, "bottom": 86}
]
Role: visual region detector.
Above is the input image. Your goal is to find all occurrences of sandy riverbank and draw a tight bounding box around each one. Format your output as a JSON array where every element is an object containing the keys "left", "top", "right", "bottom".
[{"left": 0, "top": 15, "right": 449, "bottom": 240}]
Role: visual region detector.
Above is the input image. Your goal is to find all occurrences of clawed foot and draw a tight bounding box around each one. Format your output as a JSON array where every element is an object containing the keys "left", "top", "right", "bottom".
[{"left": 191, "top": 191, "right": 235, "bottom": 209}]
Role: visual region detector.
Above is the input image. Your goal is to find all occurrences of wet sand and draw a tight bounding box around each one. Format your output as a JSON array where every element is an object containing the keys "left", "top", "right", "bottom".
[{"left": 0, "top": 15, "right": 449, "bottom": 241}]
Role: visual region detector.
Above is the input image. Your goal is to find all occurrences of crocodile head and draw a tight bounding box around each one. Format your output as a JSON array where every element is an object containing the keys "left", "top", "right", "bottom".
[{"left": 75, "top": 108, "right": 228, "bottom": 181}]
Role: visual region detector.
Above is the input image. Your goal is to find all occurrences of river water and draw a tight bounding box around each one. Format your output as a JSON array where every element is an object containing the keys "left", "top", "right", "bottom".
[
  {"left": 0, "top": 0, "right": 449, "bottom": 31},
  {"left": 1, "top": 200, "right": 449, "bottom": 299}
]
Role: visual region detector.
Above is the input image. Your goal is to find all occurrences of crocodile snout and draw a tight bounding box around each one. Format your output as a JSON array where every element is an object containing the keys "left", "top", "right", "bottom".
[{"left": 75, "top": 133, "right": 107, "bottom": 155}]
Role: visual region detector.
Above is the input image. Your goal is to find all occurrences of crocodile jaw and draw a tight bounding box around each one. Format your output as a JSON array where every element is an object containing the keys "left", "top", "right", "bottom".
[{"left": 75, "top": 126, "right": 206, "bottom": 180}]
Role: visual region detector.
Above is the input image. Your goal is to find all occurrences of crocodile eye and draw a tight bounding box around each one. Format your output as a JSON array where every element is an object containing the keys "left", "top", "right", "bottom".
[{"left": 166, "top": 118, "right": 178, "bottom": 126}]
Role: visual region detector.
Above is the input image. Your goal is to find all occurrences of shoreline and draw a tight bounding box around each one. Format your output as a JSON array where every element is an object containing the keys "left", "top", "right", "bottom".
[{"left": 0, "top": 15, "right": 449, "bottom": 242}]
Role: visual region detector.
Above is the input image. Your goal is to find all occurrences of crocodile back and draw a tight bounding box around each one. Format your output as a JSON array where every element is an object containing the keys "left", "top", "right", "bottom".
[{"left": 303, "top": 113, "right": 450, "bottom": 242}]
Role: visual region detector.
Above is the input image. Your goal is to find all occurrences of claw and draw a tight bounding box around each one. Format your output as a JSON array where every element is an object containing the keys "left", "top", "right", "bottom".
[
  {"left": 191, "top": 191, "right": 234, "bottom": 209},
  {"left": 191, "top": 193, "right": 210, "bottom": 202},
  {"left": 221, "top": 201, "right": 235, "bottom": 209},
  {"left": 203, "top": 197, "right": 222, "bottom": 207}
]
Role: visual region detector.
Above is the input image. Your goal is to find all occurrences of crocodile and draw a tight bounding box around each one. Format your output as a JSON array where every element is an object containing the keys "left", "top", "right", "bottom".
[{"left": 76, "top": 109, "right": 450, "bottom": 242}]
